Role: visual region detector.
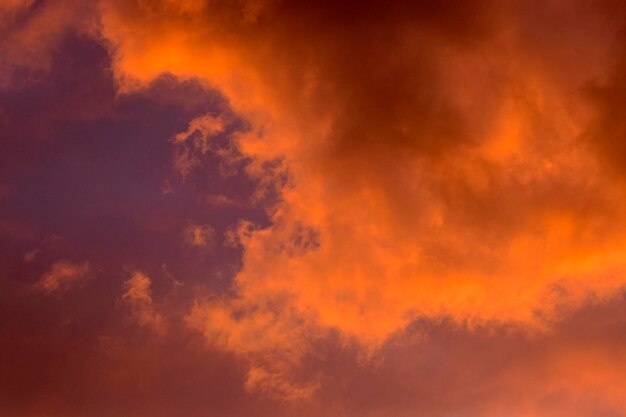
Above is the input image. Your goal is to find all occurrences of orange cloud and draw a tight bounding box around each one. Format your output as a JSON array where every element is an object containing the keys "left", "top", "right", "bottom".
[
  {"left": 88, "top": 0, "right": 626, "bottom": 393},
  {"left": 0, "top": 0, "right": 95, "bottom": 86},
  {"left": 6, "top": 0, "right": 626, "bottom": 400},
  {"left": 187, "top": 297, "right": 317, "bottom": 399},
  {"left": 183, "top": 223, "right": 216, "bottom": 249},
  {"left": 462, "top": 331, "right": 626, "bottom": 417},
  {"left": 172, "top": 114, "right": 227, "bottom": 179},
  {"left": 122, "top": 271, "right": 167, "bottom": 334},
  {"left": 23, "top": 248, "right": 40, "bottom": 263},
  {"left": 35, "top": 260, "right": 90, "bottom": 294}
]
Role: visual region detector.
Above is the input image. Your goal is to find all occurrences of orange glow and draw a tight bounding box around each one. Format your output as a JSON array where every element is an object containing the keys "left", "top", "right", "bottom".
[
  {"left": 93, "top": 0, "right": 626, "bottom": 395},
  {"left": 3, "top": 0, "right": 626, "bottom": 415}
]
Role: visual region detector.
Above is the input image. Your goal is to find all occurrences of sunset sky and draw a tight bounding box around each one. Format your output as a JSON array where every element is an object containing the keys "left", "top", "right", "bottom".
[{"left": 2, "top": 1, "right": 626, "bottom": 416}]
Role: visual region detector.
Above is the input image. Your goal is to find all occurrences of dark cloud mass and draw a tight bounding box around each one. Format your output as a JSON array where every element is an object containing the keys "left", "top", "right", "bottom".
[{"left": 2, "top": 1, "right": 626, "bottom": 416}]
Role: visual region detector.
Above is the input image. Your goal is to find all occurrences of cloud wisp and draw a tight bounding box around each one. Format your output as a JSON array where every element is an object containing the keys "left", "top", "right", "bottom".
[
  {"left": 122, "top": 271, "right": 167, "bottom": 334},
  {"left": 35, "top": 260, "right": 91, "bottom": 294}
]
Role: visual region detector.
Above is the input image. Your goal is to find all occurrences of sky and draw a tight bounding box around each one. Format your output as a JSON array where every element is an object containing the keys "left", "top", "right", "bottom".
[{"left": 2, "top": 0, "right": 626, "bottom": 416}]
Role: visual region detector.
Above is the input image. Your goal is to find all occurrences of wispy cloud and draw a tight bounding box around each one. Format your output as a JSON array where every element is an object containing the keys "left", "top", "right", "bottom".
[
  {"left": 183, "top": 223, "right": 216, "bottom": 250},
  {"left": 35, "top": 260, "right": 90, "bottom": 294},
  {"left": 122, "top": 271, "right": 167, "bottom": 335}
]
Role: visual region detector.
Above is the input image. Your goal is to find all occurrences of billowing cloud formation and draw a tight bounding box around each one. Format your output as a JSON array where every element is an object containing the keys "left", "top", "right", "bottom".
[
  {"left": 96, "top": 0, "right": 626, "bottom": 347},
  {"left": 35, "top": 260, "right": 90, "bottom": 293},
  {"left": 3, "top": 0, "right": 626, "bottom": 415}
]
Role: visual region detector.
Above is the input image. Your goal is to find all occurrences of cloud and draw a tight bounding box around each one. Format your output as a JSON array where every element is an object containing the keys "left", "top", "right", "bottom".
[
  {"left": 4, "top": 0, "right": 626, "bottom": 407},
  {"left": 171, "top": 113, "right": 245, "bottom": 180},
  {"left": 0, "top": 0, "right": 95, "bottom": 86},
  {"left": 171, "top": 114, "right": 225, "bottom": 179},
  {"left": 204, "top": 193, "right": 242, "bottom": 208},
  {"left": 35, "top": 260, "right": 90, "bottom": 294},
  {"left": 122, "top": 271, "right": 167, "bottom": 334},
  {"left": 184, "top": 223, "right": 216, "bottom": 249},
  {"left": 88, "top": 0, "right": 626, "bottom": 393},
  {"left": 0, "top": 0, "right": 34, "bottom": 31},
  {"left": 22, "top": 248, "right": 39, "bottom": 262},
  {"left": 187, "top": 297, "right": 316, "bottom": 399}
]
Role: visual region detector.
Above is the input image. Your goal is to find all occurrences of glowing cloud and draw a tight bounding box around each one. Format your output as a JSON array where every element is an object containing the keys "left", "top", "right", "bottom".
[
  {"left": 3, "top": 0, "right": 626, "bottom": 413},
  {"left": 97, "top": 0, "right": 626, "bottom": 351},
  {"left": 122, "top": 271, "right": 167, "bottom": 334},
  {"left": 35, "top": 260, "right": 90, "bottom": 294}
]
